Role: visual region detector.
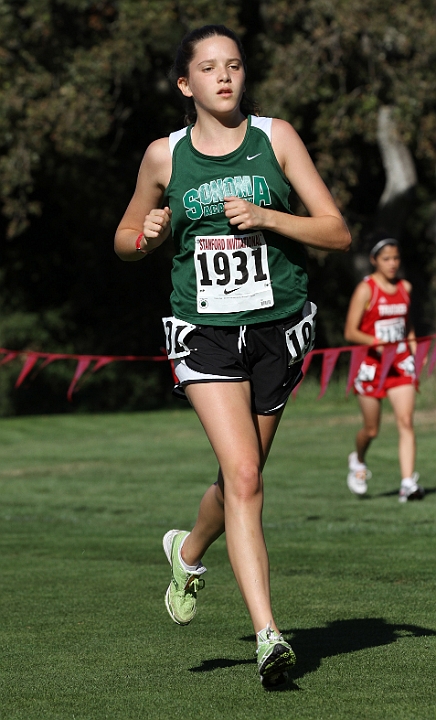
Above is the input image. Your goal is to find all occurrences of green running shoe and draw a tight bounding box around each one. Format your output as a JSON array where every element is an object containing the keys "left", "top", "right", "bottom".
[
  {"left": 163, "top": 530, "right": 206, "bottom": 626},
  {"left": 257, "top": 624, "right": 296, "bottom": 689}
]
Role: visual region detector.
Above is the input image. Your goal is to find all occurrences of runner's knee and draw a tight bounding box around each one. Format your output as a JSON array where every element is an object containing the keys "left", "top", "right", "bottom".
[
  {"left": 396, "top": 415, "right": 414, "bottom": 433},
  {"left": 365, "top": 426, "right": 379, "bottom": 440},
  {"left": 224, "top": 462, "right": 263, "bottom": 502}
]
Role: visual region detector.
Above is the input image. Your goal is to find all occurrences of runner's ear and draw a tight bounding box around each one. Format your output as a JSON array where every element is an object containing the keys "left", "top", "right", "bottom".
[{"left": 177, "top": 77, "right": 193, "bottom": 98}]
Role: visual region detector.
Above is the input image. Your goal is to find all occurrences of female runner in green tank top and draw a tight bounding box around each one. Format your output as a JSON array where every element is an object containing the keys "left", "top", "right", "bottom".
[{"left": 115, "top": 25, "right": 351, "bottom": 689}]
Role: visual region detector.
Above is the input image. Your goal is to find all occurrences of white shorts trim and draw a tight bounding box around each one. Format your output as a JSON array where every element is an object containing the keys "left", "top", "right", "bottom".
[{"left": 173, "top": 358, "right": 243, "bottom": 384}]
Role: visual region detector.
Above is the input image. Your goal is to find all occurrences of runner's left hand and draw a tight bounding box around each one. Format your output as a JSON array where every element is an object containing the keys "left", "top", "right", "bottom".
[{"left": 224, "top": 197, "right": 266, "bottom": 230}]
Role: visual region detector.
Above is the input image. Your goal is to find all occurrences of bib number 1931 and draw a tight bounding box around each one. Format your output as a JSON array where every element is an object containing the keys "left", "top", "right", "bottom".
[{"left": 194, "top": 232, "right": 273, "bottom": 313}]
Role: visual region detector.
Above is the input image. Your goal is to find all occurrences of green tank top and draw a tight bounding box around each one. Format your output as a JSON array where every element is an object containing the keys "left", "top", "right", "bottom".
[{"left": 165, "top": 115, "right": 307, "bottom": 326}]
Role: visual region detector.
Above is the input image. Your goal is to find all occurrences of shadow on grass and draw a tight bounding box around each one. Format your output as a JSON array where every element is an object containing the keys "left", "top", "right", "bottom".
[
  {"left": 375, "top": 485, "right": 436, "bottom": 498},
  {"left": 190, "top": 617, "right": 436, "bottom": 691},
  {"left": 190, "top": 657, "right": 255, "bottom": 672}
]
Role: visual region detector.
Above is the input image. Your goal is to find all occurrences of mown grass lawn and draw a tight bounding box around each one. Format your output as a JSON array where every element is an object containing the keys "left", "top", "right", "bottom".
[{"left": 1, "top": 376, "right": 435, "bottom": 719}]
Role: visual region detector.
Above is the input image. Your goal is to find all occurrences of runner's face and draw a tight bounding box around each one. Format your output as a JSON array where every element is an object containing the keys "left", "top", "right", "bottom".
[
  {"left": 177, "top": 36, "right": 245, "bottom": 116},
  {"left": 373, "top": 245, "right": 401, "bottom": 279}
]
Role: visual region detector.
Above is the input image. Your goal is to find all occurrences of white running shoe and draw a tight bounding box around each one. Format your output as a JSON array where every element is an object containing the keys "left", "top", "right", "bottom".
[
  {"left": 347, "top": 451, "right": 372, "bottom": 496},
  {"left": 398, "top": 473, "right": 425, "bottom": 503}
]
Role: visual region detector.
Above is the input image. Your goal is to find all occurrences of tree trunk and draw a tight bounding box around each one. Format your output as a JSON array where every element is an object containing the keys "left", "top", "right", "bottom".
[{"left": 375, "top": 105, "right": 417, "bottom": 239}]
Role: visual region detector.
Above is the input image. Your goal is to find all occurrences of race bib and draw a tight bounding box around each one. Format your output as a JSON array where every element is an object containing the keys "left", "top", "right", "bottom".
[
  {"left": 194, "top": 232, "right": 274, "bottom": 313},
  {"left": 397, "top": 355, "right": 415, "bottom": 377},
  {"left": 374, "top": 317, "right": 405, "bottom": 347},
  {"left": 356, "top": 362, "right": 377, "bottom": 382},
  {"left": 285, "top": 301, "right": 317, "bottom": 365},
  {"left": 162, "top": 316, "right": 196, "bottom": 360}
]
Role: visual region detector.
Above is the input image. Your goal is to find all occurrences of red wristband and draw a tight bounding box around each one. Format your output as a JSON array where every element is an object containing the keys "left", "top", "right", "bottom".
[{"left": 135, "top": 233, "right": 147, "bottom": 253}]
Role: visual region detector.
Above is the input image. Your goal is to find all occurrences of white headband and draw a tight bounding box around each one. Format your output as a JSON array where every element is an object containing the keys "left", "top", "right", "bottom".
[{"left": 370, "top": 238, "right": 399, "bottom": 258}]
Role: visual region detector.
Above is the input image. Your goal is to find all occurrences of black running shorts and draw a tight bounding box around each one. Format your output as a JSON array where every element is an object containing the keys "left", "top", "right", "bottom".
[{"left": 172, "top": 313, "right": 305, "bottom": 415}]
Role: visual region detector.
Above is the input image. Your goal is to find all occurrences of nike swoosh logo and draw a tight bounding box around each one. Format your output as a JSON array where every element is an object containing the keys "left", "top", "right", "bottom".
[
  {"left": 247, "top": 153, "right": 262, "bottom": 161},
  {"left": 223, "top": 287, "right": 241, "bottom": 295}
]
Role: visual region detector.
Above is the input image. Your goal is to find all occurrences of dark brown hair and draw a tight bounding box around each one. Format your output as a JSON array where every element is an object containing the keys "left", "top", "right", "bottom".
[{"left": 169, "top": 25, "right": 259, "bottom": 125}]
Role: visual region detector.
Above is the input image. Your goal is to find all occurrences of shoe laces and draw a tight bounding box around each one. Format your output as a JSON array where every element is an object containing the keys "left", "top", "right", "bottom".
[
  {"left": 401, "top": 472, "right": 420, "bottom": 490},
  {"left": 184, "top": 575, "right": 205, "bottom": 593},
  {"left": 257, "top": 622, "right": 282, "bottom": 647},
  {"left": 354, "top": 467, "right": 372, "bottom": 482}
]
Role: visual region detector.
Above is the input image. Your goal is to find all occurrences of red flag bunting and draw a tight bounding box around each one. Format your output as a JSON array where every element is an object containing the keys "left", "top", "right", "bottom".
[
  {"left": 67, "top": 358, "right": 92, "bottom": 402},
  {"left": 92, "top": 357, "right": 115, "bottom": 373},
  {"left": 1, "top": 336, "right": 435, "bottom": 401},
  {"left": 1, "top": 351, "right": 19, "bottom": 365},
  {"left": 414, "top": 339, "right": 431, "bottom": 379},
  {"left": 427, "top": 342, "right": 436, "bottom": 377},
  {"left": 318, "top": 348, "right": 341, "bottom": 399},
  {"left": 376, "top": 344, "right": 398, "bottom": 391},
  {"left": 15, "top": 354, "right": 40, "bottom": 387},
  {"left": 346, "top": 345, "right": 368, "bottom": 395},
  {"left": 40, "top": 354, "right": 68, "bottom": 369}
]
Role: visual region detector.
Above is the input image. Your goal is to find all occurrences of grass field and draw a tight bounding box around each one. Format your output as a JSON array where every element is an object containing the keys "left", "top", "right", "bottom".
[{"left": 1, "top": 377, "right": 435, "bottom": 719}]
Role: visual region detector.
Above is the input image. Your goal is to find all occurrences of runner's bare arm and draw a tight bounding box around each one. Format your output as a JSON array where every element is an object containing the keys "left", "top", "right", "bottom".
[
  {"left": 344, "top": 282, "right": 375, "bottom": 346},
  {"left": 223, "top": 119, "right": 351, "bottom": 252},
  {"left": 115, "top": 138, "right": 172, "bottom": 261}
]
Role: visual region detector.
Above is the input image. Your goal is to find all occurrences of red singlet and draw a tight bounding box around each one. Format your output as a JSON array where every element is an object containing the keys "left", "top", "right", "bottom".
[{"left": 354, "top": 276, "right": 416, "bottom": 398}]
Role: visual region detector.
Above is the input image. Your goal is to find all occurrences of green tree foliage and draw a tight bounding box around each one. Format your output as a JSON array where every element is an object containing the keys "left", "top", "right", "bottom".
[
  {"left": 257, "top": 0, "right": 436, "bottom": 205},
  {"left": 258, "top": 0, "right": 436, "bottom": 343},
  {"left": 0, "top": 0, "right": 435, "bottom": 414},
  {"left": 255, "top": 0, "right": 436, "bottom": 343}
]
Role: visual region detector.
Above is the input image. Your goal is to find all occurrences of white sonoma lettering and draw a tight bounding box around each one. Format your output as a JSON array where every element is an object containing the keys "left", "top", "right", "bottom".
[{"left": 183, "top": 175, "right": 271, "bottom": 220}]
